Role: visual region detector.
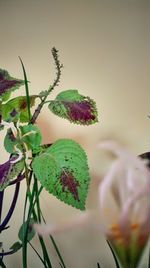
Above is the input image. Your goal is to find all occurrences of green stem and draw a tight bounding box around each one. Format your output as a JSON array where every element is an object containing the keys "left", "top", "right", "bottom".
[
  {"left": 28, "top": 241, "right": 48, "bottom": 268},
  {"left": 22, "top": 177, "right": 36, "bottom": 268},
  {"left": 33, "top": 178, "right": 52, "bottom": 268},
  {"left": 40, "top": 210, "right": 66, "bottom": 268},
  {"left": 107, "top": 240, "right": 120, "bottom": 268},
  {"left": 23, "top": 175, "right": 52, "bottom": 268}
]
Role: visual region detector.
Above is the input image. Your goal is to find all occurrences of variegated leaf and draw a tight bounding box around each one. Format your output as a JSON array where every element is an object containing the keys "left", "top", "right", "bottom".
[
  {"left": 2, "top": 96, "right": 37, "bottom": 123},
  {"left": 0, "top": 156, "right": 24, "bottom": 191},
  {"left": 48, "top": 90, "right": 98, "bottom": 125}
]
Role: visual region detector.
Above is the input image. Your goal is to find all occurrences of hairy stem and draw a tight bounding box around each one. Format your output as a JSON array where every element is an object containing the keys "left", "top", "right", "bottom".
[{"left": 30, "top": 47, "right": 63, "bottom": 124}]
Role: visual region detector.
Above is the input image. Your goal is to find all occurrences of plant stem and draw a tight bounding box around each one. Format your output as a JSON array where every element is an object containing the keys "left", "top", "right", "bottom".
[
  {"left": 0, "top": 249, "right": 18, "bottom": 257},
  {"left": 8, "top": 174, "right": 25, "bottom": 186},
  {"left": 50, "top": 236, "right": 66, "bottom": 268},
  {"left": 22, "top": 175, "right": 52, "bottom": 268},
  {"left": 22, "top": 183, "right": 36, "bottom": 268},
  {"left": 40, "top": 210, "right": 66, "bottom": 268},
  {"left": 107, "top": 240, "right": 120, "bottom": 268},
  {"left": 33, "top": 177, "right": 52, "bottom": 268},
  {"left": 30, "top": 47, "right": 63, "bottom": 124},
  {"left": 0, "top": 191, "right": 4, "bottom": 223},
  {"left": 28, "top": 241, "right": 48, "bottom": 268},
  {"left": 0, "top": 183, "right": 20, "bottom": 233},
  {"left": 0, "top": 258, "right": 6, "bottom": 268}
]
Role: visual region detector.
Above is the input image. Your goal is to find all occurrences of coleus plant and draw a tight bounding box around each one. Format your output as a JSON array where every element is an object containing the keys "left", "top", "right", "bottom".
[{"left": 0, "top": 48, "right": 98, "bottom": 267}]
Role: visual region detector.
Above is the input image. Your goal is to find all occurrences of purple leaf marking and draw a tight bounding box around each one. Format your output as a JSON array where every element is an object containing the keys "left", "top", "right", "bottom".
[
  {"left": 0, "top": 159, "right": 11, "bottom": 187},
  {"left": 64, "top": 100, "right": 96, "bottom": 123},
  {"left": 0, "top": 69, "right": 24, "bottom": 98},
  {"left": 59, "top": 170, "right": 80, "bottom": 201},
  {"left": 10, "top": 108, "right": 18, "bottom": 118}
]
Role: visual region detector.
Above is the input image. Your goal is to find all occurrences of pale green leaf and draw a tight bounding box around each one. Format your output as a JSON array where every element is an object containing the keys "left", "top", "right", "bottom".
[{"left": 20, "top": 124, "right": 42, "bottom": 153}]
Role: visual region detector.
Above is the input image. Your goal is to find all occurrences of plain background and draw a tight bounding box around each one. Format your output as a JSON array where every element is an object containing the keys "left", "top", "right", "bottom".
[{"left": 0, "top": 0, "right": 150, "bottom": 267}]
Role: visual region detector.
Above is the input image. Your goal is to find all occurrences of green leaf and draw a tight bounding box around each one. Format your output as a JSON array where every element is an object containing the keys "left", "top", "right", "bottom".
[
  {"left": 20, "top": 124, "right": 42, "bottom": 153},
  {"left": 4, "top": 128, "right": 19, "bottom": 154},
  {"left": 48, "top": 89, "right": 98, "bottom": 125},
  {"left": 2, "top": 95, "right": 37, "bottom": 123},
  {"left": 0, "top": 69, "right": 24, "bottom": 101},
  {"left": 4, "top": 124, "right": 42, "bottom": 155},
  {"left": 32, "top": 139, "right": 90, "bottom": 210},
  {"left": 18, "top": 218, "right": 35, "bottom": 242},
  {"left": 10, "top": 241, "right": 22, "bottom": 252}
]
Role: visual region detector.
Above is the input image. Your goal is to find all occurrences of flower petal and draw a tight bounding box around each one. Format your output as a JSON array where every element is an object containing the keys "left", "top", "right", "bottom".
[{"left": 34, "top": 212, "right": 91, "bottom": 236}]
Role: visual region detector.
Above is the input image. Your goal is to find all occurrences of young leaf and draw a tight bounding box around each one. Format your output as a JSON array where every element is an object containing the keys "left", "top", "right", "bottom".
[
  {"left": 2, "top": 95, "right": 37, "bottom": 123},
  {"left": 10, "top": 241, "right": 22, "bottom": 252},
  {"left": 0, "top": 69, "right": 24, "bottom": 101},
  {"left": 20, "top": 124, "right": 42, "bottom": 153},
  {"left": 48, "top": 89, "right": 98, "bottom": 125},
  {"left": 0, "top": 156, "right": 24, "bottom": 191},
  {"left": 18, "top": 218, "right": 35, "bottom": 242},
  {"left": 32, "top": 139, "right": 90, "bottom": 210}
]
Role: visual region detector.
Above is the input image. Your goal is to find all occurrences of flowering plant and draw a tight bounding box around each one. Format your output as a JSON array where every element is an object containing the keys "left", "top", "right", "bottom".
[
  {"left": 0, "top": 48, "right": 150, "bottom": 268},
  {"left": 0, "top": 48, "right": 98, "bottom": 267}
]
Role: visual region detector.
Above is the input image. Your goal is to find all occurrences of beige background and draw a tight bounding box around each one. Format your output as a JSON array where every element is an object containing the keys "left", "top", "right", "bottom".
[{"left": 0, "top": 0, "right": 150, "bottom": 267}]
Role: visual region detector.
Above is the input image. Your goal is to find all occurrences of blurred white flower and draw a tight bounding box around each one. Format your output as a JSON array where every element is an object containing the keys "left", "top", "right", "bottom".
[
  {"left": 98, "top": 141, "right": 150, "bottom": 241},
  {"left": 98, "top": 141, "right": 150, "bottom": 267}
]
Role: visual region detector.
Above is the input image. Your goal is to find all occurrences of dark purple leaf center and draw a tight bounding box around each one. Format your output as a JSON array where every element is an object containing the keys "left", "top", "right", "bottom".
[
  {"left": 0, "top": 80, "right": 19, "bottom": 95},
  {"left": 64, "top": 101, "right": 96, "bottom": 123},
  {"left": 10, "top": 108, "right": 18, "bottom": 117},
  {"left": 59, "top": 170, "right": 80, "bottom": 201},
  {"left": 0, "top": 70, "right": 23, "bottom": 96},
  {"left": 0, "top": 159, "right": 11, "bottom": 185}
]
